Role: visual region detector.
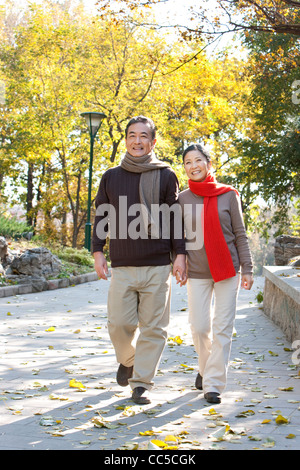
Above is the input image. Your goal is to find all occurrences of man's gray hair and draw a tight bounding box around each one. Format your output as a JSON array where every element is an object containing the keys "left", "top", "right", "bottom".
[{"left": 125, "top": 115, "right": 156, "bottom": 140}]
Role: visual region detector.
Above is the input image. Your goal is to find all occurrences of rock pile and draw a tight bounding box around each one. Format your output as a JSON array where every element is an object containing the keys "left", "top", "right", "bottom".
[
  {"left": 8, "top": 247, "right": 61, "bottom": 278},
  {"left": 0, "top": 238, "right": 62, "bottom": 291},
  {"left": 274, "top": 235, "right": 300, "bottom": 266},
  {"left": 0, "top": 237, "right": 98, "bottom": 297}
]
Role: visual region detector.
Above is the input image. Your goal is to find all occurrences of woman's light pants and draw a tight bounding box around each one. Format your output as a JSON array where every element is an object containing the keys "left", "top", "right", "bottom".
[
  {"left": 107, "top": 265, "right": 171, "bottom": 391},
  {"left": 187, "top": 274, "right": 240, "bottom": 395}
]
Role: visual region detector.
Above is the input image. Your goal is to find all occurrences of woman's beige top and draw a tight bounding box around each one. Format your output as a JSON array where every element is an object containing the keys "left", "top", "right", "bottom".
[{"left": 178, "top": 189, "right": 253, "bottom": 279}]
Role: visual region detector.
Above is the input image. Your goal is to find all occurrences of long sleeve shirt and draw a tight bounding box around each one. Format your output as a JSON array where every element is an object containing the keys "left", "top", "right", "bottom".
[{"left": 178, "top": 189, "right": 253, "bottom": 279}]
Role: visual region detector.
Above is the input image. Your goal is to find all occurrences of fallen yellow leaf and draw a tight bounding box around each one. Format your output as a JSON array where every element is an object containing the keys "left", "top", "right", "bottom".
[
  {"left": 139, "top": 430, "right": 155, "bottom": 436},
  {"left": 92, "top": 416, "right": 119, "bottom": 429},
  {"left": 45, "top": 327, "right": 55, "bottom": 332},
  {"left": 275, "top": 415, "right": 289, "bottom": 425},
  {"left": 268, "top": 351, "right": 278, "bottom": 356},
  {"left": 150, "top": 439, "right": 168, "bottom": 448},
  {"left": 49, "top": 393, "right": 69, "bottom": 401},
  {"left": 69, "top": 379, "right": 86, "bottom": 390},
  {"left": 164, "top": 435, "right": 178, "bottom": 443},
  {"left": 168, "top": 336, "right": 183, "bottom": 345}
]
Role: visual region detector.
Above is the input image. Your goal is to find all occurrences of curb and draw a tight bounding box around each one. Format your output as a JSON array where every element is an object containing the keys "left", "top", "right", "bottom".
[{"left": 0, "top": 271, "right": 99, "bottom": 298}]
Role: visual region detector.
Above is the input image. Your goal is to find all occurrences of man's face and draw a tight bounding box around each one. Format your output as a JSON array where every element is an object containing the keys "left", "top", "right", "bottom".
[{"left": 125, "top": 122, "right": 156, "bottom": 157}]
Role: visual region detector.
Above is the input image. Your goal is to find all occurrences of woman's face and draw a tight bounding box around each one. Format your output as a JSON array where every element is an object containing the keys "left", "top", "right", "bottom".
[{"left": 184, "top": 150, "right": 211, "bottom": 182}]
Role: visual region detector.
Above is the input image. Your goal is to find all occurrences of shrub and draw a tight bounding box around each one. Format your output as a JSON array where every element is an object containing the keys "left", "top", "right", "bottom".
[{"left": 0, "top": 214, "right": 33, "bottom": 238}]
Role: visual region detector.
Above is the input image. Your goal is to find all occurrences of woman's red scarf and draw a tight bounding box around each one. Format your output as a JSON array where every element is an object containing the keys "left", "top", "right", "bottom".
[{"left": 188, "top": 170, "right": 239, "bottom": 282}]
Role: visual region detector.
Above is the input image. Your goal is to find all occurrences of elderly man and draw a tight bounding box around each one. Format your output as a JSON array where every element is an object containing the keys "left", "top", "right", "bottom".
[{"left": 92, "top": 115, "right": 186, "bottom": 404}]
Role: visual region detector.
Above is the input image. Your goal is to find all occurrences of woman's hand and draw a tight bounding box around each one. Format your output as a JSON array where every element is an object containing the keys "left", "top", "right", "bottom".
[{"left": 241, "top": 274, "right": 254, "bottom": 290}]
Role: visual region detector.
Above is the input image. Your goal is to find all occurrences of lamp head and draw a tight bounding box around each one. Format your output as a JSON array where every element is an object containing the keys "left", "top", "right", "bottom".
[{"left": 81, "top": 112, "right": 106, "bottom": 138}]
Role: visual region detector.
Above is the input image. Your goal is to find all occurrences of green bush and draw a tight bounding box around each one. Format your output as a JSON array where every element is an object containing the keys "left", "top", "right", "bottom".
[
  {"left": 0, "top": 214, "right": 33, "bottom": 238},
  {"left": 50, "top": 246, "right": 94, "bottom": 267},
  {"left": 255, "top": 291, "right": 264, "bottom": 303}
]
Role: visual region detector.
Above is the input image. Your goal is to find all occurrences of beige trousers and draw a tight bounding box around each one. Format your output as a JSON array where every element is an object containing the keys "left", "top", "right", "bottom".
[
  {"left": 187, "top": 274, "right": 240, "bottom": 395},
  {"left": 107, "top": 265, "right": 171, "bottom": 390}
]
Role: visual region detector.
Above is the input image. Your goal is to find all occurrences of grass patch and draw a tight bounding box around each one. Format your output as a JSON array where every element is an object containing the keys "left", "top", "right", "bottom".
[
  {"left": 49, "top": 246, "right": 95, "bottom": 278},
  {"left": 50, "top": 246, "right": 94, "bottom": 267}
]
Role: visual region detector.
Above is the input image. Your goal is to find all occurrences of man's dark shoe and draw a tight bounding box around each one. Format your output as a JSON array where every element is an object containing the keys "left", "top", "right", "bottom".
[
  {"left": 204, "top": 392, "right": 221, "bottom": 404},
  {"left": 116, "top": 364, "right": 133, "bottom": 387},
  {"left": 195, "top": 373, "right": 203, "bottom": 390},
  {"left": 132, "top": 387, "right": 151, "bottom": 405}
]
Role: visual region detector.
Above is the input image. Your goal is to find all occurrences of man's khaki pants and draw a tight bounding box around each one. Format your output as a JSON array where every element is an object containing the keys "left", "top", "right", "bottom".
[
  {"left": 187, "top": 274, "right": 240, "bottom": 395},
  {"left": 107, "top": 265, "right": 171, "bottom": 390}
]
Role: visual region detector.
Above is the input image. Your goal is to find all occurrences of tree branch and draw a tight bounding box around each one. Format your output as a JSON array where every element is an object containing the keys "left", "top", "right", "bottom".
[{"left": 280, "top": 0, "right": 300, "bottom": 6}]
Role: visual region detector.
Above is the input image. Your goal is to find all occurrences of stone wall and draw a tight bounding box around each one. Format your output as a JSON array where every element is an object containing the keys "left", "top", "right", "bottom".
[
  {"left": 263, "top": 266, "right": 300, "bottom": 343},
  {"left": 0, "top": 271, "right": 99, "bottom": 298}
]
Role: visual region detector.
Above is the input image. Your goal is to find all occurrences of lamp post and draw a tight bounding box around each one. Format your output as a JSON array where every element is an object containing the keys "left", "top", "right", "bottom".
[{"left": 81, "top": 111, "right": 106, "bottom": 251}]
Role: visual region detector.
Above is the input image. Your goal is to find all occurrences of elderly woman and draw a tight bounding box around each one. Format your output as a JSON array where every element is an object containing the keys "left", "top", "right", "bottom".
[{"left": 178, "top": 144, "right": 254, "bottom": 404}]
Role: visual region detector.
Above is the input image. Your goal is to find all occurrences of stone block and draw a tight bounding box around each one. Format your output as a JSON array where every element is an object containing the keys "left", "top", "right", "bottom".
[
  {"left": 274, "top": 235, "right": 300, "bottom": 265},
  {"left": 3, "top": 285, "right": 19, "bottom": 297},
  {"left": 85, "top": 272, "right": 98, "bottom": 282},
  {"left": 17, "top": 284, "right": 33, "bottom": 295},
  {"left": 263, "top": 266, "right": 300, "bottom": 343},
  {"left": 58, "top": 278, "right": 70, "bottom": 289},
  {"left": 47, "top": 279, "right": 60, "bottom": 290}
]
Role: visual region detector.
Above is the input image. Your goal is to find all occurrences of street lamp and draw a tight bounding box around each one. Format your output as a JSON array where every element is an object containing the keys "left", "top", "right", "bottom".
[{"left": 81, "top": 111, "right": 106, "bottom": 251}]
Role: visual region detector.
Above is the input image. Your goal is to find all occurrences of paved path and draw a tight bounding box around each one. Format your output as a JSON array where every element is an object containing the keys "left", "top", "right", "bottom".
[{"left": 0, "top": 275, "right": 299, "bottom": 451}]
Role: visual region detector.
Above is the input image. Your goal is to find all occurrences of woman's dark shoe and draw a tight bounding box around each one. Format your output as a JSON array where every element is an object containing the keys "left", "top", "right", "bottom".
[
  {"left": 132, "top": 387, "right": 151, "bottom": 404},
  {"left": 204, "top": 392, "right": 221, "bottom": 404},
  {"left": 195, "top": 373, "right": 203, "bottom": 390},
  {"left": 116, "top": 364, "right": 133, "bottom": 386}
]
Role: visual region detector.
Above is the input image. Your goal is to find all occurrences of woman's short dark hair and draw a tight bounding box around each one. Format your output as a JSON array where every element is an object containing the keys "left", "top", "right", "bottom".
[
  {"left": 125, "top": 115, "right": 156, "bottom": 140},
  {"left": 183, "top": 144, "right": 211, "bottom": 163}
]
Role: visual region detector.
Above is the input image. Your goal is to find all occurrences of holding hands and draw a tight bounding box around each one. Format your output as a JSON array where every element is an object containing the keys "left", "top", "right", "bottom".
[{"left": 173, "top": 254, "right": 187, "bottom": 286}]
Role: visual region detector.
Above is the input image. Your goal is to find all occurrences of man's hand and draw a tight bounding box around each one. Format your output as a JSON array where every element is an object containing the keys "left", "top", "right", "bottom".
[
  {"left": 241, "top": 274, "right": 254, "bottom": 290},
  {"left": 173, "top": 254, "right": 187, "bottom": 286},
  {"left": 93, "top": 251, "right": 108, "bottom": 280}
]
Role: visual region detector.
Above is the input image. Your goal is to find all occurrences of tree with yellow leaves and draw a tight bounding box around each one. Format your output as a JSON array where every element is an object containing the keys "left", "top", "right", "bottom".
[
  {"left": 97, "top": 0, "right": 300, "bottom": 38},
  {"left": 0, "top": 0, "right": 254, "bottom": 246}
]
